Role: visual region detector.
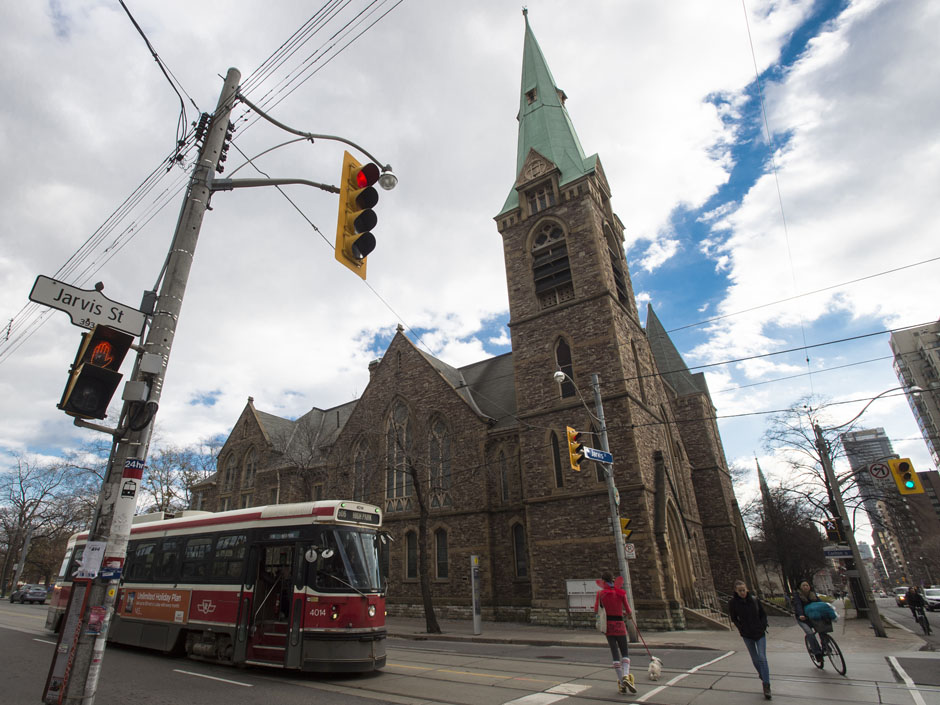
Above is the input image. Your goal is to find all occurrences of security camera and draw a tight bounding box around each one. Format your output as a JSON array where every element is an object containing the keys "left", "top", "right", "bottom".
[{"left": 553, "top": 371, "right": 566, "bottom": 384}]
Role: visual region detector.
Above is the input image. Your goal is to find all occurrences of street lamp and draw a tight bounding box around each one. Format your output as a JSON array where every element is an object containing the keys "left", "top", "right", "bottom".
[
  {"left": 552, "top": 370, "right": 638, "bottom": 641},
  {"left": 812, "top": 385, "right": 920, "bottom": 638}
]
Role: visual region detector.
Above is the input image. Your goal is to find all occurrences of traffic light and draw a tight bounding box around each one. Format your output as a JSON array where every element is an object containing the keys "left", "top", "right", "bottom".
[
  {"left": 619, "top": 517, "right": 632, "bottom": 540},
  {"left": 58, "top": 325, "right": 134, "bottom": 419},
  {"left": 824, "top": 518, "right": 844, "bottom": 543},
  {"left": 888, "top": 458, "right": 924, "bottom": 494},
  {"left": 566, "top": 426, "right": 584, "bottom": 471},
  {"left": 334, "top": 150, "right": 380, "bottom": 279}
]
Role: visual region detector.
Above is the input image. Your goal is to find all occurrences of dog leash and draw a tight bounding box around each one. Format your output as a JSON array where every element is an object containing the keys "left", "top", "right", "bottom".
[{"left": 631, "top": 616, "right": 654, "bottom": 659}]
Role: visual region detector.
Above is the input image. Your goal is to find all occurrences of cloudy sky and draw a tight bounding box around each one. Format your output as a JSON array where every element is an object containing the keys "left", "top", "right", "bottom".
[{"left": 2, "top": 0, "right": 938, "bottom": 541}]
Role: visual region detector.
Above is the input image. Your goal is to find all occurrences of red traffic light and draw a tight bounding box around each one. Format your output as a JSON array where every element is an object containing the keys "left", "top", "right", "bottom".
[{"left": 356, "top": 163, "right": 379, "bottom": 188}]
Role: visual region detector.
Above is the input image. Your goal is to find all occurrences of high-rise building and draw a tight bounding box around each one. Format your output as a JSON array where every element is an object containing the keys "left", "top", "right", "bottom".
[{"left": 890, "top": 320, "right": 940, "bottom": 469}]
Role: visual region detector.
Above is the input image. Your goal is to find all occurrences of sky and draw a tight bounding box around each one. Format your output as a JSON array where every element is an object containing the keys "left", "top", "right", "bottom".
[{"left": 2, "top": 0, "right": 939, "bottom": 546}]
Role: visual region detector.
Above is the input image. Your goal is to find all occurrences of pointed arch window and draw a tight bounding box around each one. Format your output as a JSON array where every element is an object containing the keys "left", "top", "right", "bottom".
[
  {"left": 554, "top": 338, "right": 575, "bottom": 398},
  {"left": 405, "top": 531, "right": 417, "bottom": 580},
  {"left": 223, "top": 455, "right": 236, "bottom": 492},
  {"left": 242, "top": 448, "right": 256, "bottom": 489},
  {"left": 532, "top": 222, "right": 573, "bottom": 309},
  {"left": 606, "top": 226, "right": 629, "bottom": 305},
  {"left": 428, "top": 417, "right": 452, "bottom": 508},
  {"left": 550, "top": 431, "right": 564, "bottom": 488},
  {"left": 385, "top": 401, "right": 413, "bottom": 512},
  {"left": 435, "top": 528, "right": 449, "bottom": 579},
  {"left": 353, "top": 442, "right": 369, "bottom": 502},
  {"left": 499, "top": 449, "right": 510, "bottom": 502},
  {"left": 527, "top": 185, "right": 556, "bottom": 215}
]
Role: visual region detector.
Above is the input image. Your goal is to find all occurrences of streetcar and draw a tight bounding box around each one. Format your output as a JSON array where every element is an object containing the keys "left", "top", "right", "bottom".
[{"left": 45, "top": 500, "right": 387, "bottom": 672}]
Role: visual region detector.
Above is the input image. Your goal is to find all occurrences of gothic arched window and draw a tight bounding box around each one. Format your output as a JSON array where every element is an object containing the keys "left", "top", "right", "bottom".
[
  {"left": 499, "top": 449, "right": 510, "bottom": 502},
  {"left": 223, "top": 455, "right": 236, "bottom": 492},
  {"left": 428, "top": 417, "right": 452, "bottom": 508},
  {"left": 385, "top": 401, "right": 413, "bottom": 512},
  {"left": 512, "top": 523, "right": 529, "bottom": 578},
  {"left": 435, "top": 528, "right": 449, "bottom": 579},
  {"left": 242, "top": 448, "right": 256, "bottom": 489},
  {"left": 554, "top": 338, "right": 575, "bottom": 398},
  {"left": 606, "top": 226, "right": 629, "bottom": 305},
  {"left": 550, "top": 431, "right": 564, "bottom": 489},
  {"left": 532, "top": 222, "right": 573, "bottom": 309},
  {"left": 353, "top": 441, "right": 368, "bottom": 502}
]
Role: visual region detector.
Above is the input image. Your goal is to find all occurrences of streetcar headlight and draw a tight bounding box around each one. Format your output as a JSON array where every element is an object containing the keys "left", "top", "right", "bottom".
[{"left": 368, "top": 605, "right": 376, "bottom": 617}]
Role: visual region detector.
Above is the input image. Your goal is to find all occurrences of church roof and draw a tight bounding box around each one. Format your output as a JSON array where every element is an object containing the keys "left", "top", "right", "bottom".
[
  {"left": 645, "top": 305, "right": 709, "bottom": 397},
  {"left": 499, "top": 10, "right": 598, "bottom": 216}
]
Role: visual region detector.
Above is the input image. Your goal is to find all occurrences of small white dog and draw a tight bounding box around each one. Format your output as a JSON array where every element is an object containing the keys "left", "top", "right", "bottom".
[{"left": 647, "top": 656, "right": 663, "bottom": 681}]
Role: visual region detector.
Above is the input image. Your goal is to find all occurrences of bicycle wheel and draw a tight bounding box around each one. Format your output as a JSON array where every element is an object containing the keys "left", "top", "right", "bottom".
[
  {"left": 823, "top": 634, "right": 846, "bottom": 676},
  {"left": 805, "top": 634, "right": 824, "bottom": 669}
]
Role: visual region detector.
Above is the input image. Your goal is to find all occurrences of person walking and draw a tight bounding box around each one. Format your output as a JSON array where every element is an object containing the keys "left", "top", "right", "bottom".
[
  {"left": 594, "top": 571, "right": 636, "bottom": 694},
  {"left": 792, "top": 580, "right": 822, "bottom": 659},
  {"left": 728, "top": 579, "right": 772, "bottom": 700}
]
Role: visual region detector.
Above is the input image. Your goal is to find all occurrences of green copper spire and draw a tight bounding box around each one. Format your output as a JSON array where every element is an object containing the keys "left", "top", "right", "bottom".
[{"left": 500, "top": 9, "right": 597, "bottom": 215}]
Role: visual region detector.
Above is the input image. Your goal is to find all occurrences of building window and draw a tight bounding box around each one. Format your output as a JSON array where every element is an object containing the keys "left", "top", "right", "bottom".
[
  {"left": 386, "top": 401, "right": 414, "bottom": 512},
  {"left": 354, "top": 442, "right": 368, "bottom": 502},
  {"left": 240, "top": 494, "right": 252, "bottom": 508},
  {"left": 405, "top": 531, "right": 417, "bottom": 580},
  {"left": 311, "top": 484, "right": 323, "bottom": 501},
  {"left": 242, "top": 448, "right": 256, "bottom": 489},
  {"left": 550, "top": 431, "right": 564, "bottom": 488},
  {"left": 499, "top": 450, "right": 509, "bottom": 502},
  {"left": 532, "top": 222, "right": 573, "bottom": 309},
  {"left": 512, "top": 524, "right": 529, "bottom": 578},
  {"left": 606, "top": 229, "right": 629, "bottom": 305},
  {"left": 554, "top": 339, "right": 575, "bottom": 398},
  {"left": 527, "top": 185, "right": 556, "bottom": 215},
  {"left": 631, "top": 340, "right": 648, "bottom": 404},
  {"left": 223, "top": 455, "right": 236, "bottom": 491},
  {"left": 525, "top": 88, "right": 537, "bottom": 104},
  {"left": 220, "top": 496, "right": 231, "bottom": 512},
  {"left": 428, "top": 417, "right": 452, "bottom": 508},
  {"left": 435, "top": 528, "right": 449, "bottom": 579},
  {"left": 269, "top": 488, "right": 278, "bottom": 505}
]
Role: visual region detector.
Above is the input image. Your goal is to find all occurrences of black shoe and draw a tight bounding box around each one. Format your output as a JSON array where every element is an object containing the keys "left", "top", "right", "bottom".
[{"left": 763, "top": 682, "right": 771, "bottom": 700}]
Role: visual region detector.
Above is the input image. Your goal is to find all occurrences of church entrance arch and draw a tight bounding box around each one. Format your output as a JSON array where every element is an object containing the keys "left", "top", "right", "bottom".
[{"left": 665, "top": 502, "right": 696, "bottom": 606}]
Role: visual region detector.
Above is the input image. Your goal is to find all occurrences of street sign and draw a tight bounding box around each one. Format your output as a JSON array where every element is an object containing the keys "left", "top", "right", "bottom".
[
  {"left": 584, "top": 446, "right": 613, "bottom": 464},
  {"left": 624, "top": 542, "right": 636, "bottom": 560},
  {"left": 868, "top": 462, "right": 890, "bottom": 480},
  {"left": 29, "top": 275, "right": 146, "bottom": 337},
  {"left": 823, "top": 545, "right": 853, "bottom": 559}
]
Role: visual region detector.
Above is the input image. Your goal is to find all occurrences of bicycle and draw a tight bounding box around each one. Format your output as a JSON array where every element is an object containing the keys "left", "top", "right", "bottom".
[
  {"left": 912, "top": 606, "right": 932, "bottom": 636},
  {"left": 803, "top": 618, "right": 846, "bottom": 675}
]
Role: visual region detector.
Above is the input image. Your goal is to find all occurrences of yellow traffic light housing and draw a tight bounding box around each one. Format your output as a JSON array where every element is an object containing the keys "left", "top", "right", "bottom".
[
  {"left": 888, "top": 458, "right": 924, "bottom": 494},
  {"left": 566, "top": 426, "right": 584, "bottom": 471},
  {"left": 334, "top": 150, "right": 380, "bottom": 279},
  {"left": 58, "top": 325, "right": 134, "bottom": 419}
]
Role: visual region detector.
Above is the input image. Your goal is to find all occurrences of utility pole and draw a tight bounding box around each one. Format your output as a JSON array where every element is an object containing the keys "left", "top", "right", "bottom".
[
  {"left": 44, "top": 67, "right": 241, "bottom": 705},
  {"left": 11, "top": 525, "right": 35, "bottom": 593},
  {"left": 591, "top": 373, "right": 639, "bottom": 642},
  {"left": 813, "top": 422, "right": 886, "bottom": 638}
]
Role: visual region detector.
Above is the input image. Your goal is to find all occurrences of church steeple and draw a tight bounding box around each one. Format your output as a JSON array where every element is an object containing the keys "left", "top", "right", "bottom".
[{"left": 499, "top": 10, "right": 597, "bottom": 216}]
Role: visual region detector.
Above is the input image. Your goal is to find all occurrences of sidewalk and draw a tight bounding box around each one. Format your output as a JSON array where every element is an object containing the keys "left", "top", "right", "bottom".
[{"left": 386, "top": 608, "right": 928, "bottom": 655}]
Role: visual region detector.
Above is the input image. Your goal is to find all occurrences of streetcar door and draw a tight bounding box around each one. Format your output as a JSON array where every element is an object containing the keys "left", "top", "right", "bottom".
[{"left": 239, "top": 544, "right": 296, "bottom": 665}]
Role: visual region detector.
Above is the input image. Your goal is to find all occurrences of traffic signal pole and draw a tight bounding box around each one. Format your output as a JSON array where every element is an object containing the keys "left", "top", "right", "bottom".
[
  {"left": 47, "top": 67, "right": 241, "bottom": 705},
  {"left": 813, "top": 422, "right": 886, "bottom": 638},
  {"left": 590, "top": 374, "right": 639, "bottom": 642}
]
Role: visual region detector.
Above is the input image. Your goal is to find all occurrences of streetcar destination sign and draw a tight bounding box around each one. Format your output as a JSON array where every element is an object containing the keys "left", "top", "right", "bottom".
[
  {"left": 29, "top": 275, "right": 146, "bottom": 337},
  {"left": 583, "top": 447, "right": 614, "bottom": 464}
]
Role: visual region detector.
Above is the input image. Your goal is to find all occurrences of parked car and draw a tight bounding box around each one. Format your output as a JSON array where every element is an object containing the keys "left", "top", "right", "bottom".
[
  {"left": 8, "top": 584, "right": 48, "bottom": 604},
  {"left": 924, "top": 588, "right": 940, "bottom": 612},
  {"left": 895, "top": 586, "right": 911, "bottom": 607}
]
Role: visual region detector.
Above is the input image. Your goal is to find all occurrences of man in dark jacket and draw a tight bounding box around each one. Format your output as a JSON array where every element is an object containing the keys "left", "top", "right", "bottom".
[{"left": 728, "top": 580, "right": 772, "bottom": 700}]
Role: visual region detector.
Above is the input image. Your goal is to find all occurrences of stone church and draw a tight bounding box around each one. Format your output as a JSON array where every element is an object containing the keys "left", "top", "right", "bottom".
[{"left": 192, "top": 13, "right": 757, "bottom": 629}]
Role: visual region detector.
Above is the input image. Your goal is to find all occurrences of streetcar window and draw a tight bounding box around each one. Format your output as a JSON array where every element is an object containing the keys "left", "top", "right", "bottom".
[
  {"left": 57, "top": 546, "right": 76, "bottom": 580},
  {"left": 181, "top": 536, "right": 213, "bottom": 579},
  {"left": 154, "top": 538, "right": 180, "bottom": 582},
  {"left": 127, "top": 542, "right": 157, "bottom": 581},
  {"left": 312, "top": 528, "right": 381, "bottom": 592},
  {"left": 211, "top": 534, "right": 247, "bottom": 581}
]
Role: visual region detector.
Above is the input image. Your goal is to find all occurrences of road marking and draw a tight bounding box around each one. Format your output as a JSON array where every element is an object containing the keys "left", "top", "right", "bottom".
[
  {"left": 34, "top": 638, "right": 57, "bottom": 645},
  {"left": 502, "top": 694, "right": 568, "bottom": 705},
  {"left": 546, "top": 684, "right": 590, "bottom": 695},
  {"left": 173, "top": 669, "right": 253, "bottom": 687},
  {"left": 636, "top": 650, "right": 735, "bottom": 703},
  {"left": 887, "top": 657, "right": 927, "bottom": 705}
]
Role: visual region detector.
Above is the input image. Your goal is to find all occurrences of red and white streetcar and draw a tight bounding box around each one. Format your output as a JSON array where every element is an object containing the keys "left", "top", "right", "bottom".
[{"left": 46, "top": 500, "right": 387, "bottom": 672}]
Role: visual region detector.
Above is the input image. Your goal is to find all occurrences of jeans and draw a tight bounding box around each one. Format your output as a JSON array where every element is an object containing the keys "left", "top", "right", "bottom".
[
  {"left": 741, "top": 635, "right": 770, "bottom": 684},
  {"left": 797, "top": 618, "right": 821, "bottom": 654}
]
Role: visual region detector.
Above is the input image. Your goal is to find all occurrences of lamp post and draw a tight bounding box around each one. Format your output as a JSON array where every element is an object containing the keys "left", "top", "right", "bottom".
[
  {"left": 812, "top": 385, "right": 919, "bottom": 638},
  {"left": 553, "top": 371, "right": 638, "bottom": 641}
]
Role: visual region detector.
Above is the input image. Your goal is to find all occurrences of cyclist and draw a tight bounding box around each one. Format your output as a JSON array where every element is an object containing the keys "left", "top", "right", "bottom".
[
  {"left": 906, "top": 586, "right": 925, "bottom": 620},
  {"left": 792, "top": 580, "right": 823, "bottom": 659}
]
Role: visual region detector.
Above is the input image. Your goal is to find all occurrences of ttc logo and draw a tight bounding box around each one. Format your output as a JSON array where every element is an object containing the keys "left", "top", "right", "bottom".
[{"left": 196, "top": 599, "right": 217, "bottom": 615}]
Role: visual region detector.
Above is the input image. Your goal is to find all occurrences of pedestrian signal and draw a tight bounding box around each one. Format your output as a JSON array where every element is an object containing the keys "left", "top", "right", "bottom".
[{"left": 58, "top": 325, "right": 134, "bottom": 419}]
